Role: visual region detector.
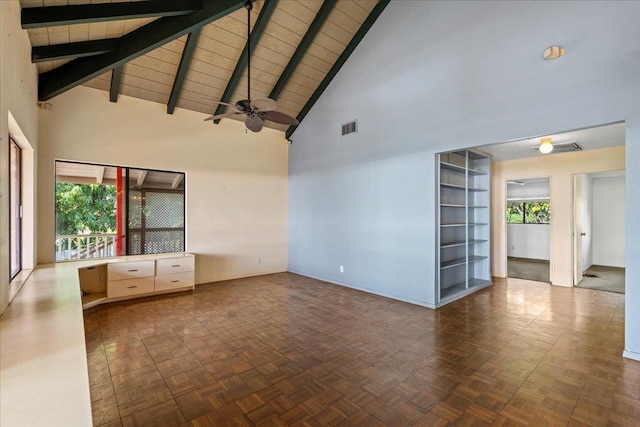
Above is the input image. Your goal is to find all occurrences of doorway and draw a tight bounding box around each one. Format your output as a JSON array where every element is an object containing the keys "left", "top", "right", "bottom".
[
  {"left": 573, "top": 170, "right": 625, "bottom": 293},
  {"left": 506, "top": 177, "right": 551, "bottom": 283}
]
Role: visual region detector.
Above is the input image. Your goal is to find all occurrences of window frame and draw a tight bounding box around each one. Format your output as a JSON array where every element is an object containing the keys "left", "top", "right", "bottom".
[
  {"left": 54, "top": 160, "right": 186, "bottom": 260},
  {"left": 9, "top": 137, "right": 22, "bottom": 280},
  {"left": 506, "top": 200, "right": 550, "bottom": 225}
]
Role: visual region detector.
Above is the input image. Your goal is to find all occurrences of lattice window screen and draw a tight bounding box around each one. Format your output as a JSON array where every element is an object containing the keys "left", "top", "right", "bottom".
[{"left": 128, "top": 189, "right": 184, "bottom": 255}]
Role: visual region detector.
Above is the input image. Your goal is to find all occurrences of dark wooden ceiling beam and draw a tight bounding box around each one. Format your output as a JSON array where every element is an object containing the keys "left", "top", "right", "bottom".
[
  {"left": 269, "top": 0, "right": 335, "bottom": 101},
  {"left": 37, "top": 0, "right": 245, "bottom": 101},
  {"left": 109, "top": 66, "right": 123, "bottom": 103},
  {"left": 32, "top": 39, "right": 119, "bottom": 63},
  {"left": 213, "top": 0, "right": 279, "bottom": 124},
  {"left": 286, "top": 0, "right": 391, "bottom": 139},
  {"left": 167, "top": 29, "right": 201, "bottom": 115},
  {"left": 22, "top": 0, "right": 203, "bottom": 29}
]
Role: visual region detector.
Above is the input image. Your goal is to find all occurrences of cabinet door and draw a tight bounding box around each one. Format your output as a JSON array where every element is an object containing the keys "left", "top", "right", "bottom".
[
  {"left": 108, "top": 277, "right": 154, "bottom": 298},
  {"left": 156, "top": 257, "right": 194, "bottom": 275},
  {"left": 155, "top": 272, "right": 194, "bottom": 292},
  {"left": 108, "top": 260, "right": 155, "bottom": 281}
]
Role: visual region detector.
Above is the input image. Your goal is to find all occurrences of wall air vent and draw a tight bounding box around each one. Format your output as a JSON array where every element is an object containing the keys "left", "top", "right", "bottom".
[{"left": 341, "top": 120, "right": 357, "bottom": 136}]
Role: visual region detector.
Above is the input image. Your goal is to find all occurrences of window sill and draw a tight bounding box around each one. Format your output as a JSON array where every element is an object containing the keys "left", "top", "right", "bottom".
[{"left": 9, "top": 269, "right": 33, "bottom": 304}]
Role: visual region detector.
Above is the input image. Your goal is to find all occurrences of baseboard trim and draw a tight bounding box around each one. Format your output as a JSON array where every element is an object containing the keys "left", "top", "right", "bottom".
[
  {"left": 287, "top": 270, "right": 436, "bottom": 309},
  {"left": 623, "top": 349, "right": 640, "bottom": 362}
]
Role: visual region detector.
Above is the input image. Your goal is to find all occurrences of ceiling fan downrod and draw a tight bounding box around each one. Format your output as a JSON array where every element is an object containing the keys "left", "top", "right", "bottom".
[{"left": 245, "top": 0, "right": 253, "bottom": 102}]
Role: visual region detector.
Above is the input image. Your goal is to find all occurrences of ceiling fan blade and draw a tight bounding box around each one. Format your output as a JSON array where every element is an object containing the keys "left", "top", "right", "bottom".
[
  {"left": 201, "top": 98, "right": 237, "bottom": 108},
  {"left": 204, "top": 112, "right": 244, "bottom": 121},
  {"left": 260, "top": 110, "right": 299, "bottom": 125},
  {"left": 250, "top": 98, "right": 277, "bottom": 112},
  {"left": 245, "top": 115, "right": 264, "bottom": 132}
]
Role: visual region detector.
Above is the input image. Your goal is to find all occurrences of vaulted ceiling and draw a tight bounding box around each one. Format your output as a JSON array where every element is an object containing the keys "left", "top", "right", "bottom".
[{"left": 20, "top": 0, "right": 389, "bottom": 137}]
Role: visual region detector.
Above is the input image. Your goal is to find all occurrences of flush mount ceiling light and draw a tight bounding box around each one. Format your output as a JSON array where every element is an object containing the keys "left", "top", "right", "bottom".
[
  {"left": 543, "top": 45, "right": 565, "bottom": 60},
  {"left": 539, "top": 137, "right": 554, "bottom": 154}
]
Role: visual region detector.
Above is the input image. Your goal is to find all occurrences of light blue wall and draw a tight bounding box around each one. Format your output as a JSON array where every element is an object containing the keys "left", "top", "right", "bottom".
[{"left": 288, "top": 0, "right": 640, "bottom": 355}]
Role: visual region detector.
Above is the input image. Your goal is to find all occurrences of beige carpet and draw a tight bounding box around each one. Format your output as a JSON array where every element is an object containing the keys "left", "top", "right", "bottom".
[
  {"left": 507, "top": 257, "right": 550, "bottom": 283},
  {"left": 577, "top": 265, "right": 625, "bottom": 294}
]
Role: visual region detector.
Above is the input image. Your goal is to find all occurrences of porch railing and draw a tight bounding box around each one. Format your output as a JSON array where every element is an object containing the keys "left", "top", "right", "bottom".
[{"left": 55, "top": 234, "right": 117, "bottom": 261}]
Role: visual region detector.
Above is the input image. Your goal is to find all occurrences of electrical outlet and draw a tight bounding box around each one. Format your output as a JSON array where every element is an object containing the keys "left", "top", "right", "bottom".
[
  {"left": 257, "top": 258, "right": 262, "bottom": 264},
  {"left": 339, "top": 265, "right": 344, "bottom": 273}
]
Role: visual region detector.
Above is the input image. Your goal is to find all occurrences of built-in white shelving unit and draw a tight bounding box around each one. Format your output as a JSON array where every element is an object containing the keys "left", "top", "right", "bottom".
[{"left": 436, "top": 149, "right": 492, "bottom": 306}]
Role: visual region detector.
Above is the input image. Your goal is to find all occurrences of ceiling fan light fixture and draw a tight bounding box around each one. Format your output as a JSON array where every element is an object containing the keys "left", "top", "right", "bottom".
[
  {"left": 245, "top": 115, "right": 264, "bottom": 132},
  {"left": 539, "top": 137, "right": 554, "bottom": 154}
]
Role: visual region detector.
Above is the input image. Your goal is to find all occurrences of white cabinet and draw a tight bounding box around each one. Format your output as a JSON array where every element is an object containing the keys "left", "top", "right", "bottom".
[
  {"left": 108, "top": 260, "right": 155, "bottom": 281},
  {"left": 107, "top": 260, "right": 154, "bottom": 299},
  {"left": 108, "top": 277, "right": 155, "bottom": 299},
  {"left": 436, "top": 149, "right": 492, "bottom": 306},
  {"left": 105, "top": 254, "right": 195, "bottom": 302},
  {"left": 156, "top": 256, "right": 194, "bottom": 276},
  {"left": 155, "top": 256, "right": 195, "bottom": 292}
]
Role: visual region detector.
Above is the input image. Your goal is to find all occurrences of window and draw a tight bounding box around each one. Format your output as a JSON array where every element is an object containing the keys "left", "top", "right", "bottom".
[
  {"left": 55, "top": 161, "right": 185, "bottom": 260},
  {"left": 507, "top": 201, "right": 550, "bottom": 224},
  {"left": 9, "top": 138, "right": 22, "bottom": 279}
]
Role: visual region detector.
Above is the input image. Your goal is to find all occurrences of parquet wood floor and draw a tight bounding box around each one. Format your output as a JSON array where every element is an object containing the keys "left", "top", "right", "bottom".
[{"left": 84, "top": 273, "right": 640, "bottom": 426}]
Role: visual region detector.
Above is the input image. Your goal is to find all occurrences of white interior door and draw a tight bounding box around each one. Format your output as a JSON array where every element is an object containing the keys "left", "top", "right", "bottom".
[{"left": 574, "top": 175, "right": 584, "bottom": 285}]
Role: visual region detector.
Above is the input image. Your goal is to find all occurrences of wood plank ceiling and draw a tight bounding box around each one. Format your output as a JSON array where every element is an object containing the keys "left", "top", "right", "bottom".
[{"left": 20, "top": 0, "right": 390, "bottom": 137}]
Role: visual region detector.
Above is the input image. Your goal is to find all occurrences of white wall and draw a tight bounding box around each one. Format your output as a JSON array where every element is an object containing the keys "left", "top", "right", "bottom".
[
  {"left": 507, "top": 180, "right": 549, "bottom": 200},
  {"left": 592, "top": 176, "right": 625, "bottom": 267},
  {"left": 38, "top": 86, "right": 288, "bottom": 284},
  {"left": 0, "top": 0, "right": 39, "bottom": 314},
  {"left": 507, "top": 224, "right": 550, "bottom": 260},
  {"left": 287, "top": 0, "right": 640, "bottom": 358}
]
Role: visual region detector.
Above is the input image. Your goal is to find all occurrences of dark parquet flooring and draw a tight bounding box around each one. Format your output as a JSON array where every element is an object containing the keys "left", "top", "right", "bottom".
[{"left": 84, "top": 273, "right": 640, "bottom": 426}]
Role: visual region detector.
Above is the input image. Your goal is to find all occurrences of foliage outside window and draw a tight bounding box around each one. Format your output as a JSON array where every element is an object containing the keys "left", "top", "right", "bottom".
[
  {"left": 56, "top": 183, "right": 117, "bottom": 235},
  {"left": 507, "top": 201, "right": 550, "bottom": 224}
]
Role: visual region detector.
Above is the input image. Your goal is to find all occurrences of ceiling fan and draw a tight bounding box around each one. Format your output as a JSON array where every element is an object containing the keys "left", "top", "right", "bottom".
[{"left": 204, "top": 0, "right": 299, "bottom": 132}]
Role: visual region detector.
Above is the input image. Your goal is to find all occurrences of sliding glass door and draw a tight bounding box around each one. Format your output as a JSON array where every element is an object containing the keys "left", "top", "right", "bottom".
[{"left": 9, "top": 138, "right": 22, "bottom": 279}]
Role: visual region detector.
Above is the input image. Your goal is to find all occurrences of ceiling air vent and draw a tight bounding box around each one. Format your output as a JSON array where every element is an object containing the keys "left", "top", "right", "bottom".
[
  {"left": 553, "top": 141, "right": 583, "bottom": 153},
  {"left": 341, "top": 120, "right": 357, "bottom": 136},
  {"left": 532, "top": 141, "right": 583, "bottom": 153}
]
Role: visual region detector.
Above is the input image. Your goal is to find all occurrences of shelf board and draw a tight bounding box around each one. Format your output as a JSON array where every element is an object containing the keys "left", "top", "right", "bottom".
[
  {"left": 82, "top": 292, "right": 106, "bottom": 310},
  {"left": 440, "top": 162, "right": 466, "bottom": 174},
  {"left": 440, "top": 258, "right": 467, "bottom": 269},
  {"left": 468, "top": 168, "right": 487, "bottom": 176},
  {"left": 441, "top": 239, "right": 488, "bottom": 248},
  {"left": 440, "top": 281, "right": 467, "bottom": 298},
  {"left": 440, "top": 183, "right": 465, "bottom": 190},
  {"left": 440, "top": 183, "right": 488, "bottom": 192},
  {"left": 469, "top": 278, "right": 492, "bottom": 288},
  {"left": 439, "top": 279, "right": 492, "bottom": 304},
  {"left": 440, "top": 255, "right": 487, "bottom": 269},
  {"left": 440, "top": 162, "right": 488, "bottom": 176},
  {"left": 441, "top": 241, "right": 466, "bottom": 248},
  {"left": 440, "top": 204, "right": 488, "bottom": 208}
]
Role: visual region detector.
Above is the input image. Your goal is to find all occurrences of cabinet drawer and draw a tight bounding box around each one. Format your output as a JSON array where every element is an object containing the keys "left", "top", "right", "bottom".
[
  {"left": 108, "top": 277, "right": 154, "bottom": 299},
  {"left": 108, "top": 260, "right": 155, "bottom": 281},
  {"left": 155, "top": 272, "right": 194, "bottom": 292},
  {"left": 156, "top": 257, "right": 194, "bottom": 276}
]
